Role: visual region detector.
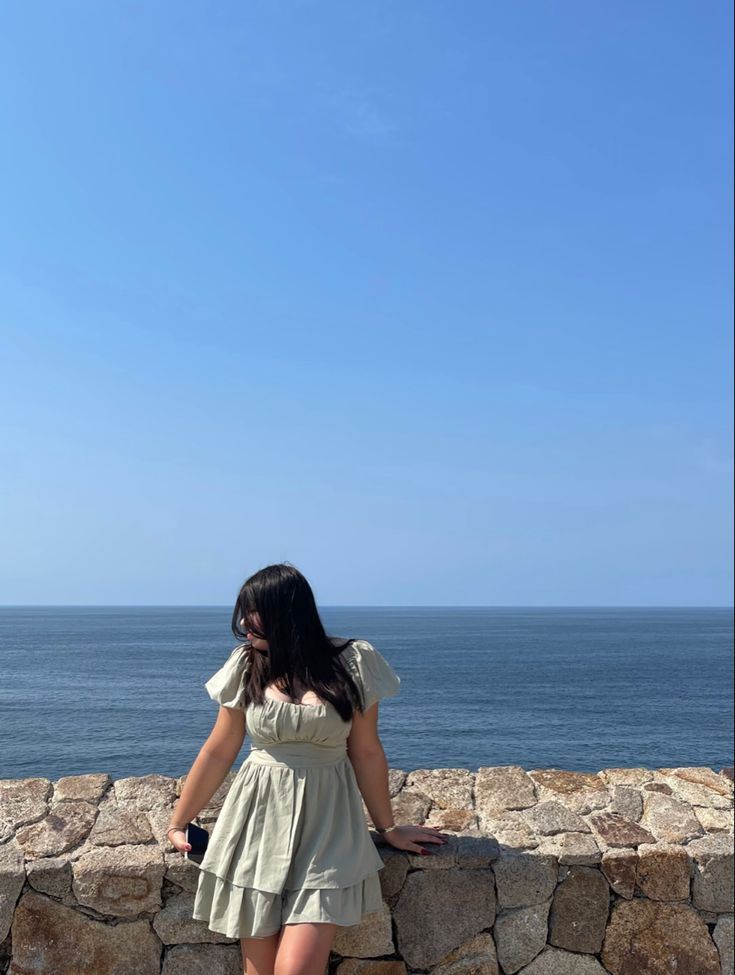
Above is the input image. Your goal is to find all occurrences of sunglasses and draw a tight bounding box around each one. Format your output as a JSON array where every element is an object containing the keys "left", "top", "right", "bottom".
[{"left": 242, "top": 616, "right": 265, "bottom": 639}]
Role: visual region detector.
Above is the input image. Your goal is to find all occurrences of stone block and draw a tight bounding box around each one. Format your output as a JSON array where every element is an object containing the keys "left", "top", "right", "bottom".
[
  {"left": 475, "top": 766, "right": 537, "bottom": 815},
  {"left": 494, "top": 900, "right": 550, "bottom": 973},
  {"left": 0, "top": 777, "right": 53, "bottom": 831},
  {"left": 587, "top": 811, "right": 656, "bottom": 849},
  {"left": 640, "top": 792, "right": 704, "bottom": 844},
  {"left": 405, "top": 769, "right": 475, "bottom": 809},
  {"left": 382, "top": 788, "right": 431, "bottom": 827},
  {"left": 656, "top": 767, "right": 735, "bottom": 807},
  {"left": 608, "top": 785, "right": 644, "bottom": 822},
  {"left": 528, "top": 770, "right": 609, "bottom": 815},
  {"left": 161, "top": 943, "right": 242, "bottom": 974},
  {"left": 375, "top": 849, "right": 409, "bottom": 905},
  {"left": 333, "top": 901, "right": 394, "bottom": 959},
  {"left": 335, "top": 962, "right": 407, "bottom": 975},
  {"left": 89, "top": 799, "right": 155, "bottom": 847},
  {"left": 432, "top": 932, "right": 499, "bottom": 975},
  {"left": 689, "top": 833, "right": 734, "bottom": 913},
  {"left": 453, "top": 831, "right": 501, "bottom": 868},
  {"left": 426, "top": 807, "right": 478, "bottom": 832},
  {"left": 557, "top": 832, "right": 602, "bottom": 865},
  {"left": 15, "top": 800, "right": 98, "bottom": 858},
  {"left": 387, "top": 768, "right": 408, "bottom": 797},
  {"left": 26, "top": 855, "right": 73, "bottom": 900},
  {"left": 548, "top": 865, "right": 609, "bottom": 953},
  {"left": 523, "top": 801, "right": 590, "bottom": 836},
  {"left": 713, "top": 914, "right": 734, "bottom": 975},
  {"left": 600, "top": 768, "right": 654, "bottom": 787},
  {"left": 635, "top": 842, "right": 691, "bottom": 901},
  {"left": 9, "top": 890, "right": 160, "bottom": 975},
  {"left": 393, "top": 867, "right": 496, "bottom": 969},
  {"left": 477, "top": 811, "right": 539, "bottom": 851},
  {"left": 695, "top": 806, "right": 735, "bottom": 833},
  {"left": 72, "top": 843, "right": 166, "bottom": 918},
  {"left": 114, "top": 774, "right": 178, "bottom": 812},
  {"left": 54, "top": 773, "right": 112, "bottom": 804},
  {"left": 402, "top": 840, "right": 458, "bottom": 870},
  {"left": 600, "top": 849, "right": 638, "bottom": 899},
  {"left": 601, "top": 899, "right": 721, "bottom": 974},
  {"left": 0, "top": 840, "right": 25, "bottom": 943},
  {"left": 493, "top": 851, "right": 558, "bottom": 910},
  {"left": 517, "top": 946, "right": 609, "bottom": 973}
]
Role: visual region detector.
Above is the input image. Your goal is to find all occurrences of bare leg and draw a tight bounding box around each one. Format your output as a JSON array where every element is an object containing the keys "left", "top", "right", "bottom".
[
  {"left": 241, "top": 929, "right": 282, "bottom": 975},
  {"left": 274, "top": 922, "right": 338, "bottom": 975}
]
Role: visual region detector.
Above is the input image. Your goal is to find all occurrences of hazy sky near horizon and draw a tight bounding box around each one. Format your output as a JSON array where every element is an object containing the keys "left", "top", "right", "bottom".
[{"left": 1, "top": 1, "right": 732, "bottom": 606}]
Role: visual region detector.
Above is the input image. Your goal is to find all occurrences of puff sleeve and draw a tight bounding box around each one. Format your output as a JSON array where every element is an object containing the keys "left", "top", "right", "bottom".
[
  {"left": 346, "top": 640, "right": 401, "bottom": 710},
  {"left": 204, "top": 644, "right": 250, "bottom": 710}
]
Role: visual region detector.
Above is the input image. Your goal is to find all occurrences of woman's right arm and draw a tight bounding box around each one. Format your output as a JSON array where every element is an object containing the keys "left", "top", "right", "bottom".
[{"left": 167, "top": 706, "right": 246, "bottom": 852}]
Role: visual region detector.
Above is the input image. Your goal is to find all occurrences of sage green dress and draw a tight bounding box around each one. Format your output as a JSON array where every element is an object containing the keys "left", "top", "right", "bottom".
[{"left": 191, "top": 639, "right": 401, "bottom": 940}]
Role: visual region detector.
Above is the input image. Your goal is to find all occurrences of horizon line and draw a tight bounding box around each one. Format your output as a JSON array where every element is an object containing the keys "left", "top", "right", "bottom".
[{"left": 1, "top": 604, "right": 732, "bottom": 610}]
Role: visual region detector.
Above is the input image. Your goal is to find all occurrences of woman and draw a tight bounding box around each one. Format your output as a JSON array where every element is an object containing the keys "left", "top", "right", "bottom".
[{"left": 168, "top": 563, "right": 447, "bottom": 974}]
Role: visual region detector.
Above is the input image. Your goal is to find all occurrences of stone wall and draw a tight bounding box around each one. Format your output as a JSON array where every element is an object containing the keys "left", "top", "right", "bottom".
[{"left": 0, "top": 764, "right": 733, "bottom": 974}]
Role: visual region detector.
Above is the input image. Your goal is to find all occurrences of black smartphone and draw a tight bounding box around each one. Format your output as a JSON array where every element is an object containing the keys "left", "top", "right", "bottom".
[{"left": 184, "top": 822, "right": 210, "bottom": 865}]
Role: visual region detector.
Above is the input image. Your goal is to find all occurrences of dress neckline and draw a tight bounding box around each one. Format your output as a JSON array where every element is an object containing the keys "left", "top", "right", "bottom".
[
  {"left": 248, "top": 639, "right": 358, "bottom": 710},
  {"left": 261, "top": 693, "right": 329, "bottom": 710}
]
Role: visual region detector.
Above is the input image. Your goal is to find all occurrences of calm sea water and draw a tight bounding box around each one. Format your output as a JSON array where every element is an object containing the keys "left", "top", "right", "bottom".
[{"left": 1, "top": 606, "right": 732, "bottom": 781}]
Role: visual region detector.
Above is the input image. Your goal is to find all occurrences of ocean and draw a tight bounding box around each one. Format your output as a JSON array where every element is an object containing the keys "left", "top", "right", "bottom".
[{"left": 1, "top": 606, "right": 732, "bottom": 781}]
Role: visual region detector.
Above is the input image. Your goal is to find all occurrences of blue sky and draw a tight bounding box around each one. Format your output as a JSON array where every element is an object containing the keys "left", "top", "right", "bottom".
[{"left": 1, "top": 1, "right": 732, "bottom": 606}]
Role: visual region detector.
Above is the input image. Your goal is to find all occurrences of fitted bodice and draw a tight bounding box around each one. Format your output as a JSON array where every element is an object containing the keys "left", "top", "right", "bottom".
[{"left": 245, "top": 696, "right": 351, "bottom": 750}]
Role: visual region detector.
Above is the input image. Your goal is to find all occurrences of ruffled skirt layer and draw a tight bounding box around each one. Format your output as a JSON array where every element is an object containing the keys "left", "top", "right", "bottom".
[
  {"left": 197, "top": 752, "right": 386, "bottom": 891},
  {"left": 190, "top": 743, "right": 388, "bottom": 940},
  {"left": 192, "top": 868, "right": 385, "bottom": 940}
]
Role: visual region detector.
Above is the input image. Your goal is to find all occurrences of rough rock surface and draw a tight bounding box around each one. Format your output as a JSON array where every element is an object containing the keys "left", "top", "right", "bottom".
[
  {"left": 72, "top": 844, "right": 166, "bottom": 917},
  {"left": 393, "top": 867, "right": 497, "bottom": 968},
  {"left": 713, "top": 914, "right": 734, "bottom": 975},
  {"left": 494, "top": 900, "right": 550, "bottom": 973},
  {"left": 493, "top": 851, "right": 558, "bottom": 909},
  {"left": 160, "top": 944, "right": 242, "bottom": 975},
  {"left": 601, "top": 899, "right": 721, "bottom": 974},
  {"left": 548, "top": 865, "right": 610, "bottom": 953},
  {"left": 334, "top": 958, "right": 406, "bottom": 975},
  {"left": 9, "top": 890, "right": 161, "bottom": 975},
  {"left": 432, "top": 932, "right": 499, "bottom": 975},
  {"left": 518, "top": 946, "right": 609, "bottom": 974},
  {"left": 689, "top": 833, "right": 735, "bottom": 912},
  {"left": 333, "top": 902, "right": 395, "bottom": 960},
  {"left": 0, "top": 764, "right": 730, "bottom": 974}
]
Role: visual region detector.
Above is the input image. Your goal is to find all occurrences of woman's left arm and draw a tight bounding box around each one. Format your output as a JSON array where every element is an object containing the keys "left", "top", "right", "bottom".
[{"left": 347, "top": 705, "right": 448, "bottom": 854}]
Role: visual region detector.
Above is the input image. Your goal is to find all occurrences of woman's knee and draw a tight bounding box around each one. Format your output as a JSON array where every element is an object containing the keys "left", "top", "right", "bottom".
[{"left": 274, "top": 922, "right": 338, "bottom": 975}]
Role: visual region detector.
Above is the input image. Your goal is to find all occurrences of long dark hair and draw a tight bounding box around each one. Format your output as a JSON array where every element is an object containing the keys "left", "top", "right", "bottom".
[{"left": 230, "top": 562, "right": 366, "bottom": 721}]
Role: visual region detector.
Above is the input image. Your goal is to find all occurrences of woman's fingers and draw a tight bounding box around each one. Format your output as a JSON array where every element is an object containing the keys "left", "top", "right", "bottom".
[
  {"left": 420, "top": 829, "right": 449, "bottom": 844},
  {"left": 386, "top": 824, "right": 451, "bottom": 854},
  {"left": 387, "top": 833, "right": 429, "bottom": 855}
]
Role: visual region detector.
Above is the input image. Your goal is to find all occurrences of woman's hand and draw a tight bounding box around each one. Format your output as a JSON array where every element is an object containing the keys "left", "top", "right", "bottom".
[
  {"left": 168, "top": 827, "right": 192, "bottom": 854},
  {"left": 382, "top": 824, "right": 449, "bottom": 854}
]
